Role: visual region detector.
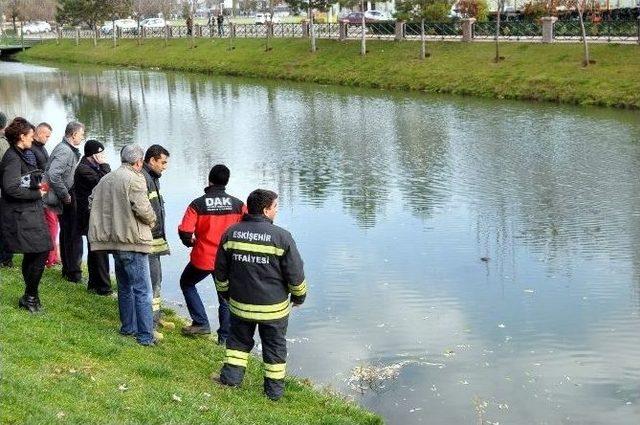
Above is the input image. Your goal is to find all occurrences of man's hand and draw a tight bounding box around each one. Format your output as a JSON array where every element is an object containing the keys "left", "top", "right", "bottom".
[{"left": 63, "top": 194, "right": 72, "bottom": 204}]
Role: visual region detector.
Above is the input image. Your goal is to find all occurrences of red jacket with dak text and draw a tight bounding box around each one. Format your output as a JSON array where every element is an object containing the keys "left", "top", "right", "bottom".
[{"left": 178, "top": 185, "right": 246, "bottom": 271}]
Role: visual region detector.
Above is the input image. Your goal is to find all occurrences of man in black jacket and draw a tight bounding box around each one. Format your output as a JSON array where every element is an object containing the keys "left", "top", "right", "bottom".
[
  {"left": 142, "top": 145, "right": 173, "bottom": 329},
  {"left": 31, "top": 122, "right": 59, "bottom": 268},
  {"left": 214, "top": 189, "right": 307, "bottom": 401},
  {"left": 31, "top": 122, "right": 52, "bottom": 169},
  {"left": 74, "top": 140, "right": 112, "bottom": 295}
]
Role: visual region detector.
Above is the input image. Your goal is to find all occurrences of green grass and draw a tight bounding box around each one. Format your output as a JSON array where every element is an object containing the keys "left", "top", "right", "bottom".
[
  {"left": 18, "top": 38, "right": 640, "bottom": 109},
  {"left": 0, "top": 260, "right": 381, "bottom": 425}
]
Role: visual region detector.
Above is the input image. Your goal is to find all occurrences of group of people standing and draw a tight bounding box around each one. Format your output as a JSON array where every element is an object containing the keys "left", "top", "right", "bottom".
[{"left": 0, "top": 113, "right": 308, "bottom": 400}]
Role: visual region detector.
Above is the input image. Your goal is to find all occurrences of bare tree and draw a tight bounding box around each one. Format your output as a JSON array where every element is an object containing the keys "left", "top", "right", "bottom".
[
  {"left": 494, "top": 0, "right": 504, "bottom": 62},
  {"left": 573, "top": 0, "right": 590, "bottom": 66}
]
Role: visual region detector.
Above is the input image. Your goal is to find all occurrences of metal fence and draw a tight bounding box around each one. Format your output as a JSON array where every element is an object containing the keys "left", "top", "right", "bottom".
[
  {"left": 50, "top": 19, "right": 640, "bottom": 44},
  {"left": 473, "top": 21, "right": 543, "bottom": 40}
]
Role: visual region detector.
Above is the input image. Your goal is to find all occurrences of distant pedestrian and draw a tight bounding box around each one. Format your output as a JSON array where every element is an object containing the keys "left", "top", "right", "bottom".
[
  {"left": 0, "top": 111, "right": 14, "bottom": 268},
  {"left": 31, "top": 122, "right": 59, "bottom": 268},
  {"left": 217, "top": 14, "right": 224, "bottom": 37},
  {"left": 186, "top": 15, "right": 193, "bottom": 36},
  {"left": 178, "top": 164, "right": 245, "bottom": 343},
  {"left": 0, "top": 117, "right": 52, "bottom": 312},
  {"left": 45, "top": 121, "right": 84, "bottom": 283},
  {"left": 215, "top": 189, "right": 307, "bottom": 401},
  {"left": 141, "top": 145, "right": 173, "bottom": 329},
  {"left": 88, "top": 144, "right": 159, "bottom": 346},
  {"left": 74, "top": 139, "right": 112, "bottom": 295}
]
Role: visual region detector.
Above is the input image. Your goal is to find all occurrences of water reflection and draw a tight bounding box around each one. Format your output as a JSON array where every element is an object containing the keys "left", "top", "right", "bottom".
[{"left": 2, "top": 60, "right": 640, "bottom": 424}]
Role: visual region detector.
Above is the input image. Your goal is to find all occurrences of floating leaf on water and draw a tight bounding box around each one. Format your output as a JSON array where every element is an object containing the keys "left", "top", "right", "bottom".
[
  {"left": 377, "top": 323, "right": 386, "bottom": 328},
  {"left": 523, "top": 289, "right": 534, "bottom": 293},
  {"left": 498, "top": 323, "right": 506, "bottom": 328},
  {"left": 443, "top": 349, "right": 456, "bottom": 357},
  {"left": 409, "top": 407, "right": 423, "bottom": 413}
]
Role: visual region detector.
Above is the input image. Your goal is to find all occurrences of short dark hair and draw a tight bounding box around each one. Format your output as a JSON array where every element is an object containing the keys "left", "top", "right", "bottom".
[
  {"left": 144, "top": 144, "right": 170, "bottom": 163},
  {"left": 4, "top": 117, "right": 34, "bottom": 145},
  {"left": 65, "top": 121, "right": 84, "bottom": 137},
  {"left": 37, "top": 122, "right": 53, "bottom": 131},
  {"left": 0, "top": 112, "right": 7, "bottom": 129},
  {"left": 247, "top": 189, "right": 278, "bottom": 215},
  {"left": 208, "top": 164, "right": 230, "bottom": 186}
]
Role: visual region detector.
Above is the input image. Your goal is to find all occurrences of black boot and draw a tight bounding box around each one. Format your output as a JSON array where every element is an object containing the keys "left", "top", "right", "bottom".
[{"left": 18, "top": 295, "right": 39, "bottom": 313}]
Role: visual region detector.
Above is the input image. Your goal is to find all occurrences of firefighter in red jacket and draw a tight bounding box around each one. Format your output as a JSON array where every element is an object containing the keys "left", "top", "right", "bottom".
[
  {"left": 177, "top": 165, "right": 245, "bottom": 343},
  {"left": 215, "top": 189, "right": 307, "bottom": 401}
]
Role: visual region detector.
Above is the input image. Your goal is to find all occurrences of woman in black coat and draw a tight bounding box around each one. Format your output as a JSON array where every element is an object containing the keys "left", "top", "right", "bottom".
[{"left": 0, "top": 117, "right": 52, "bottom": 313}]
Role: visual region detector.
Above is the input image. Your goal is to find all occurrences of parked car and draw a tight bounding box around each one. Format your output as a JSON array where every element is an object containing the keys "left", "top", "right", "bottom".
[
  {"left": 22, "top": 21, "right": 51, "bottom": 34},
  {"left": 100, "top": 19, "right": 138, "bottom": 35},
  {"left": 364, "top": 10, "right": 393, "bottom": 21},
  {"left": 140, "top": 18, "right": 166, "bottom": 29},
  {"left": 339, "top": 12, "right": 369, "bottom": 25}
]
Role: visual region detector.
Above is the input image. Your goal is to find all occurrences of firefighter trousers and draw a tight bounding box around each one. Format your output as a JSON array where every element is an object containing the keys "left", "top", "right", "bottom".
[{"left": 220, "top": 314, "right": 288, "bottom": 400}]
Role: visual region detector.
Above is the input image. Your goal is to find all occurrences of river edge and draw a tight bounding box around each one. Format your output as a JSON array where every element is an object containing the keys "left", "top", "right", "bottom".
[
  {"left": 16, "top": 38, "right": 640, "bottom": 109},
  {"left": 0, "top": 261, "right": 382, "bottom": 424}
]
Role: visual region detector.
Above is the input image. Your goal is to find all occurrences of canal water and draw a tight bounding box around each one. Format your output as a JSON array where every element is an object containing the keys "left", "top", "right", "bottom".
[{"left": 2, "top": 60, "right": 640, "bottom": 424}]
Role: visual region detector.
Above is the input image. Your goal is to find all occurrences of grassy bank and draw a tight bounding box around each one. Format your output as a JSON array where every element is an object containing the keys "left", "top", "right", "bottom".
[
  {"left": 0, "top": 261, "right": 381, "bottom": 424},
  {"left": 19, "top": 38, "right": 640, "bottom": 109}
]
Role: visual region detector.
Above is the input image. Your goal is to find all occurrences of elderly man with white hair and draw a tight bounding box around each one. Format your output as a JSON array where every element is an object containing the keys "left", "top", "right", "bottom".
[{"left": 88, "top": 144, "right": 160, "bottom": 346}]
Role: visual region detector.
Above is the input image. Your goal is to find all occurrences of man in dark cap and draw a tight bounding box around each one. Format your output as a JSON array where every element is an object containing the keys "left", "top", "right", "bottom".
[
  {"left": 177, "top": 164, "right": 245, "bottom": 343},
  {"left": 0, "top": 111, "right": 14, "bottom": 268},
  {"left": 74, "top": 139, "right": 112, "bottom": 295}
]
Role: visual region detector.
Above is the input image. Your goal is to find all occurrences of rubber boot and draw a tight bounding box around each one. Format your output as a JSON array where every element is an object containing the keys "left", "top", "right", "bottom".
[{"left": 18, "top": 295, "right": 39, "bottom": 313}]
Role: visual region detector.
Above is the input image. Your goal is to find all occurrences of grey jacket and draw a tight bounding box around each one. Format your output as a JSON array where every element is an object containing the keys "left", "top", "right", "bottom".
[
  {"left": 45, "top": 138, "right": 81, "bottom": 212},
  {"left": 88, "top": 164, "right": 156, "bottom": 253},
  {"left": 0, "top": 133, "right": 9, "bottom": 161}
]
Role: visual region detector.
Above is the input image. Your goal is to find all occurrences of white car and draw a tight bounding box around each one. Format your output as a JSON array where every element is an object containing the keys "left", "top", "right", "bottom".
[
  {"left": 101, "top": 19, "right": 138, "bottom": 35},
  {"left": 363, "top": 10, "right": 393, "bottom": 21},
  {"left": 140, "top": 18, "right": 166, "bottom": 29},
  {"left": 22, "top": 21, "right": 51, "bottom": 34},
  {"left": 255, "top": 13, "right": 280, "bottom": 24}
]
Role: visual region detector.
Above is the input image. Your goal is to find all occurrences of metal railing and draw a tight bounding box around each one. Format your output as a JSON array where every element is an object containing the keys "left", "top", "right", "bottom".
[
  {"left": 473, "top": 21, "right": 543, "bottom": 40},
  {"left": 49, "top": 19, "right": 640, "bottom": 44}
]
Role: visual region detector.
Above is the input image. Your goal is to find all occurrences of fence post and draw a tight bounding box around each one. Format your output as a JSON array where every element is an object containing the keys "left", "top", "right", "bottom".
[
  {"left": 93, "top": 27, "right": 98, "bottom": 46},
  {"left": 230, "top": 23, "right": 236, "bottom": 38},
  {"left": 541, "top": 16, "right": 557, "bottom": 43},
  {"left": 57, "top": 27, "right": 61, "bottom": 45},
  {"left": 20, "top": 24, "right": 25, "bottom": 51},
  {"left": 75, "top": 27, "right": 80, "bottom": 46},
  {"left": 461, "top": 18, "right": 475, "bottom": 42},
  {"left": 637, "top": 15, "right": 640, "bottom": 45},
  {"left": 394, "top": 21, "right": 404, "bottom": 41},
  {"left": 302, "top": 21, "right": 309, "bottom": 37},
  {"left": 339, "top": 22, "right": 347, "bottom": 41}
]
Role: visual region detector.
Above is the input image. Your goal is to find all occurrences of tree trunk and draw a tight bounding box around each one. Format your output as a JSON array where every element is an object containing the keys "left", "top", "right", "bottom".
[
  {"left": 420, "top": 19, "right": 425, "bottom": 60},
  {"left": 494, "top": 1, "right": 501, "bottom": 62},
  {"left": 577, "top": 5, "right": 590, "bottom": 66},
  {"left": 360, "top": 0, "right": 366, "bottom": 56},
  {"left": 310, "top": 10, "right": 316, "bottom": 52}
]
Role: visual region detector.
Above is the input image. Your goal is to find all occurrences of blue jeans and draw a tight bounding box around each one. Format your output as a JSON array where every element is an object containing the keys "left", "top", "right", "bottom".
[
  {"left": 113, "top": 251, "right": 154, "bottom": 345},
  {"left": 179, "top": 262, "right": 231, "bottom": 340}
]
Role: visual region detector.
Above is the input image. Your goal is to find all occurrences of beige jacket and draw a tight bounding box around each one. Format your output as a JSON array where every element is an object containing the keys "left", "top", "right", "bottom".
[{"left": 88, "top": 164, "right": 156, "bottom": 253}]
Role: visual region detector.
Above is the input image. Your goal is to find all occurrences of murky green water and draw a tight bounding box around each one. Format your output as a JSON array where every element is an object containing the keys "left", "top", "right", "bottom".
[{"left": 2, "top": 60, "right": 640, "bottom": 424}]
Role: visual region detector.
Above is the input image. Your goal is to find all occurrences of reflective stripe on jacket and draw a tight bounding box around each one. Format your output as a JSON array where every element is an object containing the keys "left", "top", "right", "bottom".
[
  {"left": 142, "top": 164, "right": 169, "bottom": 255},
  {"left": 214, "top": 214, "right": 307, "bottom": 322}
]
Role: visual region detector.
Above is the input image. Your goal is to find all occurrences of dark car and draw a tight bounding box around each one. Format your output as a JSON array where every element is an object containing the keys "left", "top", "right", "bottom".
[{"left": 339, "top": 12, "right": 371, "bottom": 25}]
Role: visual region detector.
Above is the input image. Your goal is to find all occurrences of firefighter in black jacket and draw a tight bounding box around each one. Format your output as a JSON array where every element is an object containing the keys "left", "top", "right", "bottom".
[
  {"left": 141, "top": 145, "right": 172, "bottom": 330},
  {"left": 214, "top": 189, "right": 307, "bottom": 401}
]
